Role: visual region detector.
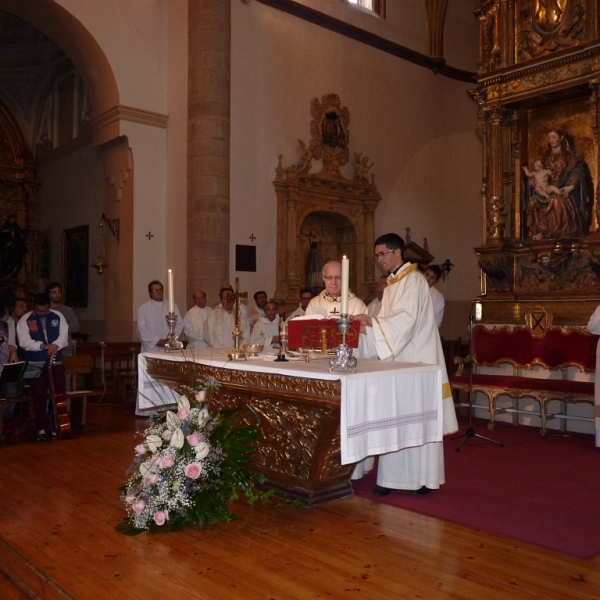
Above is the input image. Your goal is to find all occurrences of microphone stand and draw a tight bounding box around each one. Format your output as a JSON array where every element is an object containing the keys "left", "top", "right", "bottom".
[{"left": 451, "top": 306, "right": 504, "bottom": 452}]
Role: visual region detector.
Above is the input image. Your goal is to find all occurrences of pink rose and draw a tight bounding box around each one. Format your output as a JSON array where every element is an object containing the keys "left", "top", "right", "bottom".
[
  {"left": 184, "top": 462, "right": 202, "bottom": 480},
  {"left": 134, "top": 444, "right": 146, "bottom": 456},
  {"left": 150, "top": 455, "right": 162, "bottom": 466},
  {"left": 195, "top": 390, "right": 207, "bottom": 402},
  {"left": 186, "top": 432, "right": 201, "bottom": 446},
  {"left": 153, "top": 510, "right": 169, "bottom": 526},
  {"left": 177, "top": 408, "right": 190, "bottom": 420},
  {"left": 146, "top": 472, "right": 159, "bottom": 485},
  {"left": 159, "top": 455, "right": 174, "bottom": 469},
  {"left": 132, "top": 499, "right": 145, "bottom": 515},
  {"left": 162, "top": 429, "right": 173, "bottom": 441}
]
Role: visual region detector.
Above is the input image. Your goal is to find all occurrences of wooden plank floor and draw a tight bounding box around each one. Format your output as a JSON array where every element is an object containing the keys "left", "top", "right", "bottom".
[{"left": 1, "top": 404, "right": 600, "bottom": 599}]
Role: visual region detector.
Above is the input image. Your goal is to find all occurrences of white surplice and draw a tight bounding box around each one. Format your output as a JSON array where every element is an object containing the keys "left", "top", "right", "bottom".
[
  {"left": 251, "top": 316, "right": 281, "bottom": 351},
  {"left": 367, "top": 297, "right": 381, "bottom": 318},
  {"left": 136, "top": 300, "right": 183, "bottom": 353},
  {"left": 359, "top": 262, "right": 458, "bottom": 490},
  {"left": 429, "top": 286, "right": 445, "bottom": 329},
  {"left": 183, "top": 305, "right": 213, "bottom": 349},
  {"left": 204, "top": 306, "right": 250, "bottom": 348},
  {"left": 586, "top": 305, "right": 600, "bottom": 447},
  {"left": 306, "top": 290, "right": 367, "bottom": 319}
]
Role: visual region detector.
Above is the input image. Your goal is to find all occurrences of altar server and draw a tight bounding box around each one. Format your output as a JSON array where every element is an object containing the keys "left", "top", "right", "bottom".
[
  {"left": 355, "top": 233, "right": 458, "bottom": 496},
  {"left": 251, "top": 302, "right": 281, "bottom": 351},
  {"left": 137, "top": 280, "right": 183, "bottom": 353}
]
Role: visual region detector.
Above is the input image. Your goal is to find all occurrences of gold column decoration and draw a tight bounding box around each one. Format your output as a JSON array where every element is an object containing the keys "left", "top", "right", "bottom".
[{"left": 485, "top": 107, "right": 506, "bottom": 244}]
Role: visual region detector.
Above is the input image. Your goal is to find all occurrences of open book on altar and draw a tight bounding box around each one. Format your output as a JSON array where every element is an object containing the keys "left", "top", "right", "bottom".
[{"left": 286, "top": 315, "right": 360, "bottom": 350}]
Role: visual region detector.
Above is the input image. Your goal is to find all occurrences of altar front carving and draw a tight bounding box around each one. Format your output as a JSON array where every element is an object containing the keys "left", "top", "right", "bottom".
[
  {"left": 473, "top": 0, "right": 600, "bottom": 324},
  {"left": 273, "top": 94, "right": 381, "bottom": 316}
]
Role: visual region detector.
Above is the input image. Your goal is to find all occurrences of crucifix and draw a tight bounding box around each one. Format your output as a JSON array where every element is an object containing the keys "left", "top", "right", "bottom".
[
  {"left": 305, "top": 230, "right": 317, "bottom": 244},
  {"left": 228, "top": 277, "right": 248, "bottom": 361}
]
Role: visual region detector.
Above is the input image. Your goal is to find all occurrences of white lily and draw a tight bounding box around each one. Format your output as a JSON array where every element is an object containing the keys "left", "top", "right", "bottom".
[
  {"left": 146, "top": 434, "right": 163, "bottom": 453},
  {"left": 178, "top": 395, "right": 191, "bottom": 412},
  {"left": 195, "top": 441, "right": 210, "bottom": 460},
  {"left": 170, "top": 427, "right": 185, "bottom": 449},
  {"left": 198, "top": 408, "right": 210, "bottom": 425},
  {"left": 139, "top": 461, "right": 152, "bottom": 477},
  {"left": 165, "top": 410, "right": 180, "bottom": 430}
]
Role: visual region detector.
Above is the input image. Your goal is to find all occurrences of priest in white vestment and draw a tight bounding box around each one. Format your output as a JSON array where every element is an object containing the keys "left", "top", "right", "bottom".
[
  {"left": 306, "top": 261, "right": 367, "bottom": 318},
  {"left": 249, "top": 290, "right": 268, "bottom": 325},
  {"left": 356, "top": 233, "right": 458, "bottom": 496},
  {"left": 286, "top": 288, "right": 313, "bottom": 322},
  {"left": 251, "top": 302, "right": 281, "bottom": 351},
  {"left": 137, "top": 280, "right": 183, "bottom": 353},
  {"left": 204, "top": 288, "right": 250, "bottom": 348},
  {"left": 586, "top": 305, "right": 600, "bottom": 447},
  {"left": 367, "top": 275, "right": 388, "bottom": 318},
  {"left": 425, "top": 265, "right": 445, "bottom": 329},
  {"left": 183, "top": 290, "right": 213, "bottom": 349}
]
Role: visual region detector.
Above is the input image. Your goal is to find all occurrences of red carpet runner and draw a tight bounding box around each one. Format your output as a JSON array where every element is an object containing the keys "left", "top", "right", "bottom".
[{"left": 351, "top": 419, "right": 600, "bottom": 559}]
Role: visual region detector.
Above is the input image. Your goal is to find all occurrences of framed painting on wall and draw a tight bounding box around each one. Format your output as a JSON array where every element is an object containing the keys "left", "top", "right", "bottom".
[{"left": 62, "top": 225, "right": 88, "bottom": 307}]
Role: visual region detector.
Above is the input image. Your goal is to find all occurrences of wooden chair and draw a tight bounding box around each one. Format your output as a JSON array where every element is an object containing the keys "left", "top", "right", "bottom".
[{"left": 62, "top": 355, "right": 104, "bottom": 425}]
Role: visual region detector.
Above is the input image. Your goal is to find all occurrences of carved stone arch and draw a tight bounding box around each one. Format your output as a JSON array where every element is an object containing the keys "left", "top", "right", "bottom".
[{"left": 273, "top": 96, "right": 381, "bottom": 315}]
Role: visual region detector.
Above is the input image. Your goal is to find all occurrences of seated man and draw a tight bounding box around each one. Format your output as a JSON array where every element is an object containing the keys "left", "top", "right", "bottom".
[
  {"left": 286, "top": 288, "right": 313, "bottom": 322},
  {"left": 204, "top": 288, "right": 250, "bottom": 348},
  {"left": 251, "top": 301, "right": 280, "bottom": 351},
  {"left": 249, "top": 290, "right": 268, "bottom": 325},
  {"left": 306, "top": 260, "right": 367, "bottom": 318}
]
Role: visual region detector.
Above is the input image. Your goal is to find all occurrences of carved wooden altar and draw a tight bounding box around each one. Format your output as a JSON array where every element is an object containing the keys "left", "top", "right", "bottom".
[
  {"left": 0, "top": 100, "right": 38, "bottom": 297},
  {"left": 145, "top": 356, "right": 354, "bottom": 505},
  {"left": 273, "top": 94, "right": 381, "bottom": 316},
  {"left": 473, "top": 0, "right": 600, "bottom": 324}
]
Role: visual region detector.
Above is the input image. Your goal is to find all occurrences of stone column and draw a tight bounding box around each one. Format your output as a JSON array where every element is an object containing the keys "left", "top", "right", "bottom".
[{"left": 187, "top": 0, "right": 231, "bottom": 302}]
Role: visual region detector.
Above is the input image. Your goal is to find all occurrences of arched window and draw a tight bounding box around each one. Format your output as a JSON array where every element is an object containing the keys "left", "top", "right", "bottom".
[{"left": 346, "top": 0, "right": 385, "bottom": 18}]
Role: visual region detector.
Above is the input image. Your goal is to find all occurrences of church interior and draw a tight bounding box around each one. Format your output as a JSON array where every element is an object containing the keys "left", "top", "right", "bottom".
[{"left": 1, "top": 0, "right": 600, "bottom": 597}]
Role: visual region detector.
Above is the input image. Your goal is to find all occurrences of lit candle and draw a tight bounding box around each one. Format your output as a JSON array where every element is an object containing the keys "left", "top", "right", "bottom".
[
  {"left": 341, "top": 256, "right": 349, "bottom": 315},
  {"left": 167, "top": 269, "right": 174, "bottom": 314}
]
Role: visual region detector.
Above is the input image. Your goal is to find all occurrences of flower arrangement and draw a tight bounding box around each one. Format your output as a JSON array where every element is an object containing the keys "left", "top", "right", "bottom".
[{"left": 116, "top": 377, "right": 274, "bottom": 535}]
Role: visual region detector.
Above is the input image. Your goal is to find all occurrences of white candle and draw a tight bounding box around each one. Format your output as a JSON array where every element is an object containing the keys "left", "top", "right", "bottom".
[
  {"left": 341, "top": 256, "right": 349, "bottom": 315},
  {"left": 167, "top": 269, "right": 174, "bottom": 314}
]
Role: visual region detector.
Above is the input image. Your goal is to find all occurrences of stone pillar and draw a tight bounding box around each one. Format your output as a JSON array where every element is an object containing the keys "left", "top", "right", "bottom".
[{"left": 187, "top": 0, "right": 231, "bottom": 303}]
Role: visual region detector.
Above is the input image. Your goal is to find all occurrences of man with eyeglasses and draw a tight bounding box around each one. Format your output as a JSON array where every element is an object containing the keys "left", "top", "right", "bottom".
[
  {"left": 305, "top": 260, "right": 367, "bottom": 318},
  {"left": 17, "top": 292, "right": 68, "bottom": 441},
  {"left": 204, "top": 287, "right": 250, "bottom": 348},
  {"left": 354, "top": 233, "right": 458, "bottom": 497},
  {"left": 136, "top": 280, "right": 183, "bottom": 353}
]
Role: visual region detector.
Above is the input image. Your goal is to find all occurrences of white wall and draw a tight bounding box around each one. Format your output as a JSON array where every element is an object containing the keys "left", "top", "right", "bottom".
[{"left": 231, "top": 1, "right": 481, "bottom": 323}]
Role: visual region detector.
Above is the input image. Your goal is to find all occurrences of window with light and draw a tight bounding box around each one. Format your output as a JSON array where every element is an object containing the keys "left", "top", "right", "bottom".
[{"left": 346, "top": 0, "right": 385, "bottom": 18}]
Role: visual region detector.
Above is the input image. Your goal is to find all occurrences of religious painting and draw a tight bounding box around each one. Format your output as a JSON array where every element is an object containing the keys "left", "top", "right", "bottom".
[
  {"left": 62, "top": 225, "right": 88, "bottom": 307},
  {"left": 522, "top": 100, "right": 596, "bottom": 241},
  {"left": 517, "top": 0, "right": 587, "bottom": 62}
]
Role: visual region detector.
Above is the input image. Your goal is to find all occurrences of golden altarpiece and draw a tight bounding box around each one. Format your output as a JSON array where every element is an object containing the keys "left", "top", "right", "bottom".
[
  {"left": 273, "top": 94, "right": 381, "bottom": 316},
  {"left": 474, "top": 0, "right": 600, "bottom": 324},
  {"left": 0, "top": 101, "right": 38, "bottom": 297}
]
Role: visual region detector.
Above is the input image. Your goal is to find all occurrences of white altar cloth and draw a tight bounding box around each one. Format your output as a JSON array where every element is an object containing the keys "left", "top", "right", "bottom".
[{"left": 137, "top": 349, "right": 442, "bottom": 465}]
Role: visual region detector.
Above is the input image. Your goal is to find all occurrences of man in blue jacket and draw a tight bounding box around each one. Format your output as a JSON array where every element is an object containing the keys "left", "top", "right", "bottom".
[{"left": 17, "top": 292, "right": 68, "bottom": 441}]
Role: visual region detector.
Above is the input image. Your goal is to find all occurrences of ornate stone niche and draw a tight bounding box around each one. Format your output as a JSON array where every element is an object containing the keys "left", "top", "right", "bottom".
[
  {"left": 472, "top": 1, "right": 600, "bottom": 325},
  {"left": 0, "top": 100, "right": 38, "bottom": 297},
  {"left": 273, "top": 94, "right": 381, "bottom": 316}
]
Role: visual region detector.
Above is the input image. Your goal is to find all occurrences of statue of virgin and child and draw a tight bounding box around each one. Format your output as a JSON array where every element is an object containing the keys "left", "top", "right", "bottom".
[{"left": 524, "top": 127, "right": 594, "bottom": 240}]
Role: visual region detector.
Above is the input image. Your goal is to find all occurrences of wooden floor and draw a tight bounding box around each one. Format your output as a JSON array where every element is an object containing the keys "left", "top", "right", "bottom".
[{"left": 1, "top": 404, "right": 600, "bottom": 600}]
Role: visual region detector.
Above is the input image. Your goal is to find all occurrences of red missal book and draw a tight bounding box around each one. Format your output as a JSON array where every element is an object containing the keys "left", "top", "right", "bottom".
[{"left": 287, "top": 318, "right": 360, "bottom": 350}]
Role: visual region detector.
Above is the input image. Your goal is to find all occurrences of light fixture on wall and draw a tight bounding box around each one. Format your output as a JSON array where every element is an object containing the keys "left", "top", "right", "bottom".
[
  {"left": 441, "top": 258, "right": 454, "bottom": 281},
  {"left": 92, "top": 213, "right": 120, "bottom": 275}
]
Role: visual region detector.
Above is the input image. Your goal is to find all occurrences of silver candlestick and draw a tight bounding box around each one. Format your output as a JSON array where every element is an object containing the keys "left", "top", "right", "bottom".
[
  {"left": 329, "top": 314, "right": 357, "bottom": 373},
  {"left": 164, "top": 312, "right": 184, "bottom": 351}
]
